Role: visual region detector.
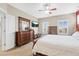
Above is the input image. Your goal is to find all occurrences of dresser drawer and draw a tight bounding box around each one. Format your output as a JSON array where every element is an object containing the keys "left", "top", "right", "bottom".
[{"left": 16, "top": 30, "right": 34, "bottom": 46}]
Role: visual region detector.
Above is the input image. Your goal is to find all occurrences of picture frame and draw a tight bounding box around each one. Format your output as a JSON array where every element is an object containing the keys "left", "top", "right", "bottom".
[{"left": 18, "top": 17, "right": 30, "bottom": 31}]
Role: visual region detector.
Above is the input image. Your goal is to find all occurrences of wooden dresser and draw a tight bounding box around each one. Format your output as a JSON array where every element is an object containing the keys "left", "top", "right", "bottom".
[{"left": 16, "top": 30, "right": 34, "bottom": 46}]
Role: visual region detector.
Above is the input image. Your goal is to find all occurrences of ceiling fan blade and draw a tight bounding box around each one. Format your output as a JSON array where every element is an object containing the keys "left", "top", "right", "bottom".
[
  {"left": 38, "top": 10, "right": 45, "bottom": 11},
  {"left": 51, "top": 8, "right": 57, "bottom": 11}
]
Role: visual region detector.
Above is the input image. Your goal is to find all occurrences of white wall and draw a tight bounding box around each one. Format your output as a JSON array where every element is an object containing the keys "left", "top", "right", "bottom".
[
  {"left": 39, "top": 13, "right": 76, "bottom": 35},
  {"left": 0, "top": 3, "right": 38, "bottom": 50},
  {"left": 7, "top": 4, "right": 38, "bottom": 34},
  {"left": 0, "top": 3, "right": 39, "bottom": 34}
]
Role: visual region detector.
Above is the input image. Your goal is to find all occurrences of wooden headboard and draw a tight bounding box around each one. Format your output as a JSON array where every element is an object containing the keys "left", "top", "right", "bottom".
[{"left": 48, "top": 26, "right": 57, "bottom": 34}]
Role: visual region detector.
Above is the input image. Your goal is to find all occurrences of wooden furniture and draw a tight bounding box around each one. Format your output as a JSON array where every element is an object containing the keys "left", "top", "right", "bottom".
[
  {"left": 48, "top": 26, "right": 57, "bottom": 34},
  {"left": 76, "top": 10, "right": 79, "bottom": 31},
  {"left": 18, "top": 17, "right": 30, "bottom": 31},
  {"left": 16, "top": 29, "right": 34, "bottom": 46},
  {"left": 33, "top": 52, "right": 47, "bottom": 56},
  {"left": 16, "top": 17, "right": 33, "bottom": 46}
]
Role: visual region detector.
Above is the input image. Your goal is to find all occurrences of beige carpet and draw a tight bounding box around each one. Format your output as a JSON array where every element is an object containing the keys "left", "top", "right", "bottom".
[{"left": 0, "top": 42, "right": 33, "bottom": 56}]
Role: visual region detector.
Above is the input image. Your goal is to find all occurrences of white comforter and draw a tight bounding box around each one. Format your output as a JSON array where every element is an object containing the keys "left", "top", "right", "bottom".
[{"left": 33, "top": 35, "right": 79, "bottom": 56}]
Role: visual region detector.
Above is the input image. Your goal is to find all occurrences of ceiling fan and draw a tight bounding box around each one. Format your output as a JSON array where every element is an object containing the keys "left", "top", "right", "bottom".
[{"left": 38, "top": 4, "right": 57, "bottom": 14}]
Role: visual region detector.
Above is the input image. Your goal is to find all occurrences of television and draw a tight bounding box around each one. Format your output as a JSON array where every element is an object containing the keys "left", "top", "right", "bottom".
[{"left": 32, "top": 21, "right": 39, "bottom": 27}]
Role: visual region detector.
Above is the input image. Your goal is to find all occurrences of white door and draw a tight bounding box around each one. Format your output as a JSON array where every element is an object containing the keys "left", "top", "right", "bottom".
[
  {"left": 42, "top": 21, "right": 49, "bottom": 34},
  {"left": 2, "top": 15, "right": 16, "bottom": 50},
  {"left": 1, "top": 16, "right": 5, "bottom": 51},
  {"left": 0, "top": 16, "right": 1, "bottom": 47}
]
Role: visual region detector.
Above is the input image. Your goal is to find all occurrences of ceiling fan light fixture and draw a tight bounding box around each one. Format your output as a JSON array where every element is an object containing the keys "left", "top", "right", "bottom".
[
  {"left": 38, "top": 4, "right": 57, "bottom": 14},
  {"left": 46, "top": 6, "right": 53, "bottom": 11},
  {"left": 45, "top": 11, "right": 52, "bottom": 14}
]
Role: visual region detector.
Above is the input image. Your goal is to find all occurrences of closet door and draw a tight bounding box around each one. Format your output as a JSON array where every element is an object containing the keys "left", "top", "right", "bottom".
[
  {"left": 5, "top": 15, "right": 16, "bottom": 50},
  {"left": 1, "top": 16, "right": 6, "bottom": 51},
  {"left": 0, "top": 16, "right": 1, "bottom": 47},
  {"left": 2, "top": 14, "right": 16, "bottom": 50}
]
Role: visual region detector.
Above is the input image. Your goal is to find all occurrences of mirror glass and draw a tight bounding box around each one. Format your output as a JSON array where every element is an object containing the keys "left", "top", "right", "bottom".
[{"left": 19, "top": 17, "right": 30, "bottom": 31}]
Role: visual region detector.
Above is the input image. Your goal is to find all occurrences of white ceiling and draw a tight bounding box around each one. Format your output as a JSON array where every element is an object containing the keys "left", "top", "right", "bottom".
[{"left": 9, "top": 3, "right": 79, "bottom": 18}]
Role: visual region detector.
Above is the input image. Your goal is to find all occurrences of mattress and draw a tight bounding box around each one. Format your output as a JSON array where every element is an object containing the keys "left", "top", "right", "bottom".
[{"left": 33, "top": 35, "right": 79, "bottom": 56}]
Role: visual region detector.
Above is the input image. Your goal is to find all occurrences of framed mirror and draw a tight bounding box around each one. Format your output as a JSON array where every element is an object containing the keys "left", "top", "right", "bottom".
[{"left": 18, "top": 17, "right": 30, "bottom": 31}]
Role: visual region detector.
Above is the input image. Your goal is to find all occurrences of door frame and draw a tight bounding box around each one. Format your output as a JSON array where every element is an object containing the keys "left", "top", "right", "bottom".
[
  {"left": 1, "top": 14, "right": 16, "bottom": 51},
  {"left": 1, "top": 15, "right": 6, "bottom": 51}
]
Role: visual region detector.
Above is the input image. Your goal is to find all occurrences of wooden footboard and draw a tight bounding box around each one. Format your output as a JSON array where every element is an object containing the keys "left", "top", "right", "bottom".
[{"left": 33, "top": 52, "right": 47, "bottom": 56}]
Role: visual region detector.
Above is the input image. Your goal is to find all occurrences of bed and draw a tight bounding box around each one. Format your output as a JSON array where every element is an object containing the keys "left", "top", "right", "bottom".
[{"left": 32, "top": 32, "right": 79, "bottom": 56}]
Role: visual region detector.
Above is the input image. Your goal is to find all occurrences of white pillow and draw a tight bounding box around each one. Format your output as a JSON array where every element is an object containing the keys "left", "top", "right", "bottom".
[{"left": 72, "top": 32, "right": 79, "bottom": 40}]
